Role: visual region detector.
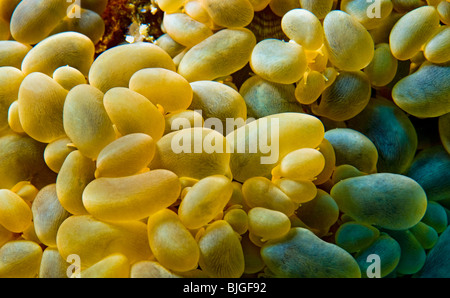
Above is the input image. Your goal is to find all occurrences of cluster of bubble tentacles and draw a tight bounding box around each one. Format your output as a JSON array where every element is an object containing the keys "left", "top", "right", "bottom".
[{"left": 0, "top": 0, "right": 449, "bottom": 278}]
